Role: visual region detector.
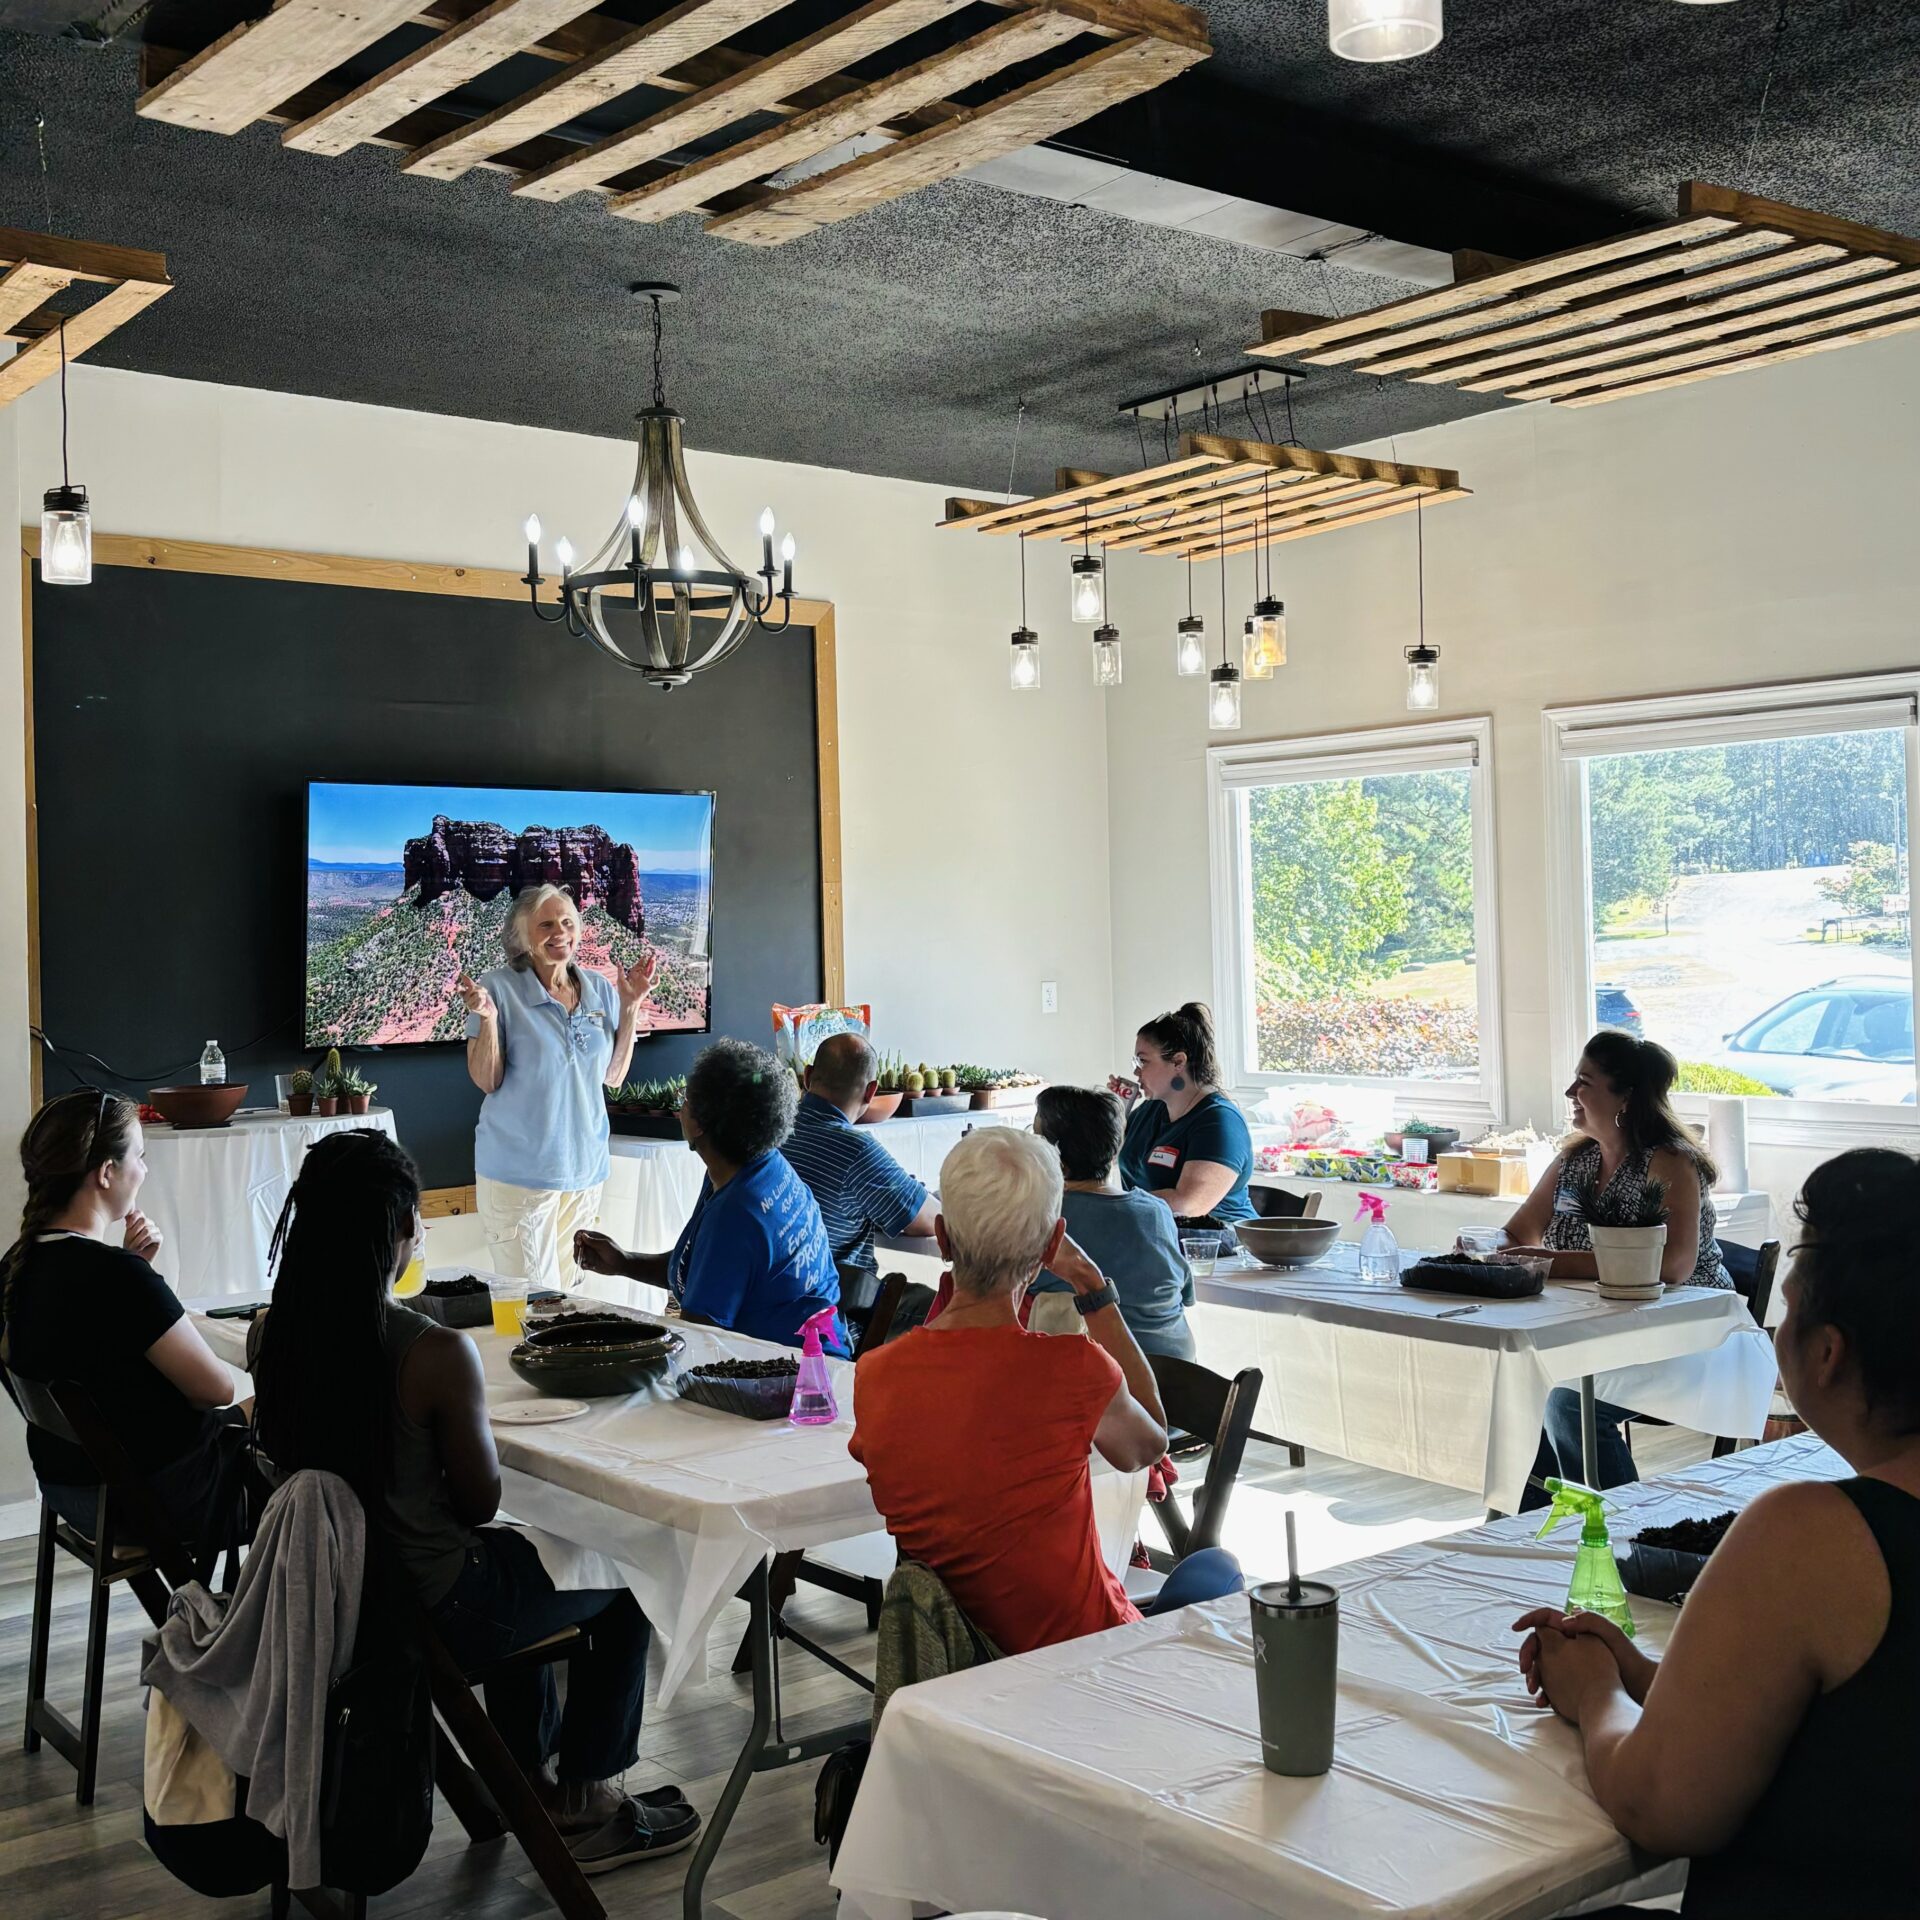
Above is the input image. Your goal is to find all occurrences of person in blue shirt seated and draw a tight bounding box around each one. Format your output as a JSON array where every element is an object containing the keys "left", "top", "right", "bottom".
[
  {"left": 1029, "top": 1086, "right": 1197, "bottom": 1361},
  {"left": 574, "top": 1038, "right": 846, "bottom": 1352},
  {"left": 1106, "top": 1001, "right": 1255, "bottom": 1229},
  {"left": 785, "top": 1034, "right": 939, "bottom": 1289}
]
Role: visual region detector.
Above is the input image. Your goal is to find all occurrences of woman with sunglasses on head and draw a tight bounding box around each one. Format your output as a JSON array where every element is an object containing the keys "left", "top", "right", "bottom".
[{"left": 0, "top": 1089, "right": 250, "bottom": 1552}]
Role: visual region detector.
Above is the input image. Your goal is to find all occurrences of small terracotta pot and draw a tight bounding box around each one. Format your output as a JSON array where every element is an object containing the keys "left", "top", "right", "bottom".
[
  {"left": 286, "top": 1094, "right": 313, "bottom": 1116},
  {"left": 348, "top": 1093, "right": 372, "bottom": 1115},
  {"left": 969, "top": 1088, "right": 999, "bottom": 1109},
  {"left": 316, "top": 1096, "right": 340, "bottom": 1117}
]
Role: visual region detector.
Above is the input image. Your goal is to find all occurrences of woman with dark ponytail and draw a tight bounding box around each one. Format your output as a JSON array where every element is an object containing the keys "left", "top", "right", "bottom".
[
  {"left": 1505, "top": 1030, "right": 1731, "bottom": 1498},
  {"left": 250, "top": 1129, "right": 698, "bottom": 1870},
  {"left": 0, "top": 1089, "right": 246, "bottom": 1549},
  {"left": 1108, "top": 1001, "right": 1256, "bottom": 1228}
]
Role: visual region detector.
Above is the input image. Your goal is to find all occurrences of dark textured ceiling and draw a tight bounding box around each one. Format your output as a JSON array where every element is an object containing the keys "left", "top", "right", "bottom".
[{"left": 0, "top": 0, "right": 1913, "bottom": 492}]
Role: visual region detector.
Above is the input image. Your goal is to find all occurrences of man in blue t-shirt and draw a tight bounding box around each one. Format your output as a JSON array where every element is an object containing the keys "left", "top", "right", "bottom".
[{"left": 785, "top": 1034, "right": 938, "bottom": 1281}]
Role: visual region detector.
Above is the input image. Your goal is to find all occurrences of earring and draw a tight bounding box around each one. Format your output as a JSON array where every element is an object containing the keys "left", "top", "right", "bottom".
[
  {"left": 1614, "top": 1111, "right": 1623, "bottom": 1129},
  {"left": 1170, "top": 1073, "right": 1187, "bottom": 1092}
]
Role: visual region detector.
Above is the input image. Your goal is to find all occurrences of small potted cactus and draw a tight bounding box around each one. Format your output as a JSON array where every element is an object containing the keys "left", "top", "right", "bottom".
[
  {"left": 286, "top": 1068, "right": 314, "bottom": 1117},
  {"left": 315, "top": 1050, "right": 343, "bottom": 1116}
]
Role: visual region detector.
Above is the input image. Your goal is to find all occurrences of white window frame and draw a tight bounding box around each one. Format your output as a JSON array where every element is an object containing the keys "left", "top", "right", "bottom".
[
  {"left": 1542, "top": 671, "right": 1920, "bottom": 1151},
  {"left": 1207, "top": 716, "right": 1504, "bottom": 1130}
]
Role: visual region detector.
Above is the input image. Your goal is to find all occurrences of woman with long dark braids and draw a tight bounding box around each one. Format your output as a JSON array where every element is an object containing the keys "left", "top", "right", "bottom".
[
  {"left": 0, "top": 1089, "right": 248, "bottom": 1551},
  {"left": 250, "top": 1130, "right": 698, "bottom": 1873}
]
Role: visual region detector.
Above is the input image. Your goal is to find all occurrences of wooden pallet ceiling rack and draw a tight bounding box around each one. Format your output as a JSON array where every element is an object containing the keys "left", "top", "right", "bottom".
[
  {"left": 135, "top": 0, "right": 1209, "bottom": 247},
  {"left": 940, "top": 431, "right": 1468, "bottom": 562},
  {"left": 1250, "top": 183, "right": 1920, "bottom": 410},
  {"left": 0, "top": 228, "right": 172, "bottom": 409}
]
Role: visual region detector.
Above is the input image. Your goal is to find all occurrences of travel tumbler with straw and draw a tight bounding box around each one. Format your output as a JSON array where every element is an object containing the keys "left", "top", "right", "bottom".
[{"left": 1250, "top": 1510, "right": 1339, "bottom": 1776}]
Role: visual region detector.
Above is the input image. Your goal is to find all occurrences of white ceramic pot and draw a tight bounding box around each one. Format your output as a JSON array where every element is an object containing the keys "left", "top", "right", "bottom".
[{"left": 1589, "top": 1222, "right": 1666, "bottom": 1298}]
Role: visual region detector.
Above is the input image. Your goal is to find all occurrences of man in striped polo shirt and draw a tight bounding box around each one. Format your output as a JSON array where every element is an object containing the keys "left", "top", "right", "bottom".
[{"left": 786, "top": 1033, "right": 939, "bottom": 1301}]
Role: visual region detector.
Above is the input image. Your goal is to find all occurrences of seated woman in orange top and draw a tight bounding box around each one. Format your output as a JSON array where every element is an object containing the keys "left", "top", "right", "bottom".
[{"left": 850, "top": 1127, "right": 1241, "bottom": 1656}]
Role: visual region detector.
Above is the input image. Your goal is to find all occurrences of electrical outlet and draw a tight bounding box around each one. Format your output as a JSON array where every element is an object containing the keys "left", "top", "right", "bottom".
[{"left": 1041, "top": 981, "right": 1059, "bottom": 1015}]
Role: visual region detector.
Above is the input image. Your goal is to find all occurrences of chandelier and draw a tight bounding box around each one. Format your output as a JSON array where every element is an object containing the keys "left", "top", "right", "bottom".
[{"left": 521, "top": 283, "right": 795, "bottom": 689}]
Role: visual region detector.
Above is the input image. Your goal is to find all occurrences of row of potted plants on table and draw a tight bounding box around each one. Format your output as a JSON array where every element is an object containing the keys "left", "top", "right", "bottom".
[
  {"left": 287, "top": 1048, "right": 378, "bottom": 1117},
  {"left": 604, "top": 1061, "right": 1042, "bottom": 1128}
]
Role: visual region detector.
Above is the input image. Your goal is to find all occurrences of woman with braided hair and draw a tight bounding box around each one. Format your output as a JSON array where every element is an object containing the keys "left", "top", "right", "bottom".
[{"left": 0, "top": 1088, "right": 249, "bottom": 1551}]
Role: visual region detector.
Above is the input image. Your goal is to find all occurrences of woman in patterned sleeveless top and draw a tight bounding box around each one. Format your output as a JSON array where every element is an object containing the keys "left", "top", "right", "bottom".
[{"left": 1504, "top": 1031, "right": 1728, "bottom": 1498}]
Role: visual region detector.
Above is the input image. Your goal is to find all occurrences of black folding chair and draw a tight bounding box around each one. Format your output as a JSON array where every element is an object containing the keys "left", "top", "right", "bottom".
[
  {"left": 1141, "top": 1354, "right": 1263, "bottom": 1573},
  {"left": 1250, "top": 1185, "right": 1324, "bottom": 1220}
]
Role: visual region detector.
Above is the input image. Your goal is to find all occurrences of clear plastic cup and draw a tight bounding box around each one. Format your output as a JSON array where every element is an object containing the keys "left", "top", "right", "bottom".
[
  {"left": 1456, "top": 1227, "right": 1509, "bottom": 1258},
  {"left": 1181, "top": 1233, "right": 1219, "bottom": 1279},
  {"left": 489, "top": 1275, "right": 529, "bottom": 1337}
]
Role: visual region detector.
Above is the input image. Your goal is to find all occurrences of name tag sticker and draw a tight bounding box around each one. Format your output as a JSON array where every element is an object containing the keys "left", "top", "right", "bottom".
[{"left": 1148, "top": 1146, "right": 1181, "bottom": 1170}]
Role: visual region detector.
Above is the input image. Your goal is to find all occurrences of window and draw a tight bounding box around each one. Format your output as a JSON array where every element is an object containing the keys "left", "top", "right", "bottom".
[
  {"left": 1208, "top": 719, "right": 1502, "bottom": 1121},
  {"left": 1545, "top": 676, "right": 1920, "bottom": 1132}
]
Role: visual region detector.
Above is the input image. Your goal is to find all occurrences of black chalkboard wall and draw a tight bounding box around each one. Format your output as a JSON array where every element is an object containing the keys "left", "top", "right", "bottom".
[{"left": 31, "top": 561, "right": 823, "bottom": 1186}]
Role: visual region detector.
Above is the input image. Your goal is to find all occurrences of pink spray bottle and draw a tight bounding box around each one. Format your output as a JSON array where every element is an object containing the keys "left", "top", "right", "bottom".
[{"left": 789, "top": 1307, "right": 841, "bottom": 1427}]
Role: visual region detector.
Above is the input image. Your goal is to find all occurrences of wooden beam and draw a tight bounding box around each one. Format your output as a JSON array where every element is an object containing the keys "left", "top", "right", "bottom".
[
  {"left": 1450, "top": 249, "right": 1518, "bottom": 282},
  {"left": 1680, "top": 181, "right": 1920, "bottom": 270},
  {"left": 1102, "top": 473, "right": 1376, "bottom": 549},
  {"left": 0, "top": 226, "right": 172, "bottom": 288},
  {"left": 0, "top": 280, "right": 173, "bottom": 407},
  {"left": 939, "top": 452, "right": 1221, "bottom": 534},
  {"left": 514, "top": 0, "right": 973, "bottom": 203},
  {"left": 707, "top": 25, "right": 1208, "bottom": 245},
  {"left": 608, "top": 6, "right": 1087, "bottom": 222},
  {"left": 0, "top": 262, "right": 74, "bottom": 336},
  {"left": 1184, "top": 487, "right": 1471, "bottom": 560},
  {"left": 283, "top": 0, "right": 609, "bottom": 154},
  {"left": 137, "top": 0, "right": 428, "bottom": 135},
  {"left": 403, "top": 0, "right": 798, "bottom": 182}
]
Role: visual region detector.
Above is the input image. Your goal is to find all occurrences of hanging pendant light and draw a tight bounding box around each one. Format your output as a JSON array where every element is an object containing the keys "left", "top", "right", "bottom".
[
  {"left": 1328, "top": 0, "right": 1443, "bottom": 62},
  {"left": 1403, "top": 498, "right": 1440, "bottom": 710},
  {"left": 1069, "top": 506, "right": 1104, "bottom": 624},
  {"left": 1010, "top": 531, "right": 1041, "bottom": 690},
  {"left": 40, "top": 320, "right": 92, "bottom": 587},
  {"left": 1242, "top": 474, "right": 1285, "bottom": 676},
  {"left": 1089, "top": 544, "right": 1122, "bottom": 686},
  {"left": 1175, "top": 555, "right": 1206, "bottom": 675},
  {"left": 1207, "top": 503, "right": 1242, "bottom": 730}
]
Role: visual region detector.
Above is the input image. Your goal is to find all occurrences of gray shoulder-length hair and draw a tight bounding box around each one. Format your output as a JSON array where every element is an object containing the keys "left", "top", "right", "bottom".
[{"left": 503, "top": 883, "right": 582, "bottom": 973}]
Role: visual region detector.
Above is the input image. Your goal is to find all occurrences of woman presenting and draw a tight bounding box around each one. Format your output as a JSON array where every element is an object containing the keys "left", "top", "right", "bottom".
[
  {"left": 1107, "top": 1001, "right": 1255, "bottom": 1228},
  {"left": 457, "top": 883, "right": 655, "bottom": 1293}
]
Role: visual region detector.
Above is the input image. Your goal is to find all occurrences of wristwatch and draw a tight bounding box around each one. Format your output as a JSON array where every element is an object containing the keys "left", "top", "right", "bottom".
[{"left": 1073, "top": 1282, "right": 1118, "bottom": 1317}]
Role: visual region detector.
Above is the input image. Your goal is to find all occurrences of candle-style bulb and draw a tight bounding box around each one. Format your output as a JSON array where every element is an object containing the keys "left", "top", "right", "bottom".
[
  {"left": 626, "top": 495, "right": 645, "bottom": 530},
  {"left": 556, "top": 536, "right": 575, "bottom": 571},
  {"left": 759, "top": 507, "right": 776, "bottom": 538},
  {"left": 678, "top": 544, "right": 696, "bottom": 574},
  {"left": 523, "top": 513, "right": 541, "bottom": 547},
  {"left": 780, "top": 532, "right": 796, "bottom": 563}
]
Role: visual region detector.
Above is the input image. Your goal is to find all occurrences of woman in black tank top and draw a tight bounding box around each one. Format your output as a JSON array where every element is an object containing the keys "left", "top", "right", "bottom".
[{"left": 1515, "top": 1147, "right": 1920, "bottom": 1918}]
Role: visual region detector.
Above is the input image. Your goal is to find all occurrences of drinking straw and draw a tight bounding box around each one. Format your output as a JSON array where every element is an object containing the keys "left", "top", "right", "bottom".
[{"left": 1286, "top": 1509, "right": 1301, "bottom": 1603}]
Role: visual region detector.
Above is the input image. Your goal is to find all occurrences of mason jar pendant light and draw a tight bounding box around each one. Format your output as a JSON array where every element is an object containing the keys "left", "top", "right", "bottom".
[
  {"left": 1404, "top": 498, "right": 1440, "bottom": 710},
  {"left": 40, "top": 320, "right": 92, "bottom": 587},
  {"left": 1090, "top": 543, "right": 1122, "bottom": 686},
  {"left": 1328, "top": 0, "right": 1443, "bottom": 63},
  {"left": 1243, "top": 474, "right": 1286, "bottom": 677},
  {"left": 1069, "top": 505, "right": 1104, "bottom": 624},
  {"left": 1175, "top": 554, "right": 1207, "bottom": 675},
  {"left": 1009, "top": 532, "right": 1040, "bottom": 690},
  {"left": 1207, "top": 502, "right": 1242, "bottom": 729}
]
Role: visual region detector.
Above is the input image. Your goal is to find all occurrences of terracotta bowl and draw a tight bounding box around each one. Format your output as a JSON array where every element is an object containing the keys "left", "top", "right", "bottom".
[
  {"left": 149, "top": 1083, "right": 249, "bottom": 1129},
  {"left": 857, "top": 1092, "right": 903, "bottom": 1125},
  {"left": 508, "top": 1317, "right": 683, "bottom": 1398}
]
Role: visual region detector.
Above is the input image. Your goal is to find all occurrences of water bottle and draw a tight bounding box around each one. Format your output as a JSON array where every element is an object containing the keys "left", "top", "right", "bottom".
[
  {"left": 1355, "top": 1193, "right": 1399, "bottom": 1285},
  {"left": 198, "top": 1040, "right": 226, "bottom": 1086}
]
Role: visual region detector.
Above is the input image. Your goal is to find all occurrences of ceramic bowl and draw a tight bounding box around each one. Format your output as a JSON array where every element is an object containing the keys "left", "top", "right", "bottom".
[
  {"left": 857, "top": 1092, "right": 904, "bottom": 1125},
  {"left": 149, "top": 1083, "right": 249, "bottom": 1128},
  {"left": 508, "top": 1318, "right": 683, "bottom": 1398},
  {"left": 1233, "top": 1218, "right": 1342, "bottom": 1269}
]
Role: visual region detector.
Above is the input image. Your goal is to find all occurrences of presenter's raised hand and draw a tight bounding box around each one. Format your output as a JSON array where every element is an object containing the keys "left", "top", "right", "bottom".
[
  {"left": 456, "top": 972, "right": 495, "bottom": 1020},
  {"left": 618, "top": 946, "right": 659, "bottom": 1012}
]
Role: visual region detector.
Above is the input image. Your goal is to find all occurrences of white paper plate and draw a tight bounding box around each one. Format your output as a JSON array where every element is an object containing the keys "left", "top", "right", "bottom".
[{"left": 490, "top": 1398, "right": 590, "bottom": 1425}]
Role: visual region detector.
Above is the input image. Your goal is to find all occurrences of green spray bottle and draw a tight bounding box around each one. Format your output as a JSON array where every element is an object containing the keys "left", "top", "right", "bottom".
[{"left": 1534, "top": 1478, "right": 1637, "bottom": 1638}]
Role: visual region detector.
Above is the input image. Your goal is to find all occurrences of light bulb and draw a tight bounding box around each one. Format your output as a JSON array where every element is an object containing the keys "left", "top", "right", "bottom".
[
  {"left": 1405, "top": 643, "right": 1440, "bottom": 711},
  {"left": 1069, "top": 553, "right": 1104, "bottom": 625},
  {"left": 1208, "top": 662, "right": 1242, "bottom": 731},
  {"left": 1175, "top": 614, "right": 1207, "bottom": 677},
  {"left": 626, "top": 495, "right": 645, "bottom": 530},
  {"left": 1246, "top": 597, "right": 1286, "bottom": 676},
  {"left": 1328, "top": 0, "right": 1442, "bottom": 62},
  {"left": 781, "top": 532, "right": 796, "bottom": 563},
  {"left": 1009, "top": 626, "right": 1040, "bottom": 691},
  {"left": 1092, "top": 623, "right": 1123, "bottom": 689},
  {"left": 678, "top": 544, "right": 696, "bottom": 574},
  {"left": 523, "top": 512, "right": 542, "bottom": 547},
  {"left": 40, "top": 485, "right": 92, "bottom": 587},
  {"left": 759, "top": 507, "right": 776, "bottom": 538},
  {"left": 556, "top": 536, "right": 575, "bottom": 571}
]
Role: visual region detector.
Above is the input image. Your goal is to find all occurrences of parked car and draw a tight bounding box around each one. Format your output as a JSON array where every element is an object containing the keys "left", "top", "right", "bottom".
[
  {"left": 1716, "top": 976, "right": 1917, "bottom": 1103},
  {"left": 1594, "top": 983, "right": 1644, "bottom": 1037}
]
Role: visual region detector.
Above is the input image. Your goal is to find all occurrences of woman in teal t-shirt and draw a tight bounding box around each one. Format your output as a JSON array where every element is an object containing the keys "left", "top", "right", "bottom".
[{"left": 1110, "top": 1001, "right": 1255, "bottom": 1226}]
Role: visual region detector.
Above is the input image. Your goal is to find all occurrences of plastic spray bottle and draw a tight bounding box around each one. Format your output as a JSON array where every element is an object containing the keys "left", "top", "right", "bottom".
[
  {"left": 1355, "top": 1193, "right": 1399, "bottom": 1285},
  {"left": 1535, "top": 1478, "right": 1636, "bottom": 1638},
  {"left": 789, "top": 1306, "right": 841, "bottom": 1427}
]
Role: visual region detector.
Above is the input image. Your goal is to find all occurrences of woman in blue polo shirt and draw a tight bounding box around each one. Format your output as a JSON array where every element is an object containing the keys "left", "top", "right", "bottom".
[
  {"left": 458, "top": 883, "right": 654, "bottom": 1292},
  {"left": 575, "top": 1038, "right": 845, "bottom": 1352},
  {"left": 1109, "top": 1001, "right": 1255, "bottom": 1228}
]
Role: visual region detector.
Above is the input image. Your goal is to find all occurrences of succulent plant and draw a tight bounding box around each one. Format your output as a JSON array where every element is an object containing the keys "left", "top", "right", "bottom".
[{"left": 338, "top": 1068, "right": 374, "bottom": 1096}]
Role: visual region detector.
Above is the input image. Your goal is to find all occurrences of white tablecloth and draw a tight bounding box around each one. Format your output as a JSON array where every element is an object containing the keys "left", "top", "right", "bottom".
[
  {"left": 833, "top": 1432, "right": 1847, "bottom": 1920},
  {"left": 197, "top": 1270, "right": 1145, "bottom": 1704},
  {"left": 1190, "top": 1240, "right": 1775, "bottom": 1511},
  {"left": 142, "top": 1106, "right": 399, "bottom": 1300},
  {"left": 604, "top": 1103, "right": 1034, "bottom": 1253}
]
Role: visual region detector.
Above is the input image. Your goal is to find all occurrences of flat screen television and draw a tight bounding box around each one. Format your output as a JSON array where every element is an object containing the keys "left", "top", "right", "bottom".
[{"left": 305, "top": 780, "right": 715, "bottom": 1047}]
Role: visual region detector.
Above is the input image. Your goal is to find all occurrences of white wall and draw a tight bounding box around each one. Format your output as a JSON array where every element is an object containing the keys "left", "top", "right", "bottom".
[{"left": 1105, "top": 327, "right": 1920, "bottom": 1223}]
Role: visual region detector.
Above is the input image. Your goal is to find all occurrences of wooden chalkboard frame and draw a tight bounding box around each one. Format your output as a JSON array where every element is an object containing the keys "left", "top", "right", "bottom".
[{"left": 17, "top": 529, "right": 845, "bottom": 1115}]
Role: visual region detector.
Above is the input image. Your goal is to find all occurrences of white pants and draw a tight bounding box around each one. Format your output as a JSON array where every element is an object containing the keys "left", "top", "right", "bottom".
[{"left": 476, "top": 1176, "right": 604, "bottom": 1294}]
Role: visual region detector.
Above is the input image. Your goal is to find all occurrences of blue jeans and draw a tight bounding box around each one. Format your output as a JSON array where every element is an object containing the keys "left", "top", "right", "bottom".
[
  {"left": 1142, "top": 1546, "right": 1243, "bottom": 1614},
  {"left": 1519, "top": 1387, "right": 1638, "bottom": 1510},
  {"left": 432, "top": 1527, "right": 651, "bottom": 1784}
]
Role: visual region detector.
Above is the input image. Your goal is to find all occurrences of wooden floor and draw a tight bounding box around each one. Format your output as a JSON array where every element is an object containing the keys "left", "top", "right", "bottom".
[{"left": 0, "top": 1423, "right": 1713, "bottom": 1920}]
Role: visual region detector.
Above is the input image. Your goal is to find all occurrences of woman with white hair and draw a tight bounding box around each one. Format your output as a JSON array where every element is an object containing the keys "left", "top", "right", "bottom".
[
  {"left": 851, "top": 1127, "right": 1242, "bottom": 1657},
  {"left": 455, "top": 883, "right": 655, "bottom": 1292}
]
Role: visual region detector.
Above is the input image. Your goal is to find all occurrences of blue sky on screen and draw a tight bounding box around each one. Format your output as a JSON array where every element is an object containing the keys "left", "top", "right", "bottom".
[{"left": 309, "top": 782, "right": 714, "bottom": 871}]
